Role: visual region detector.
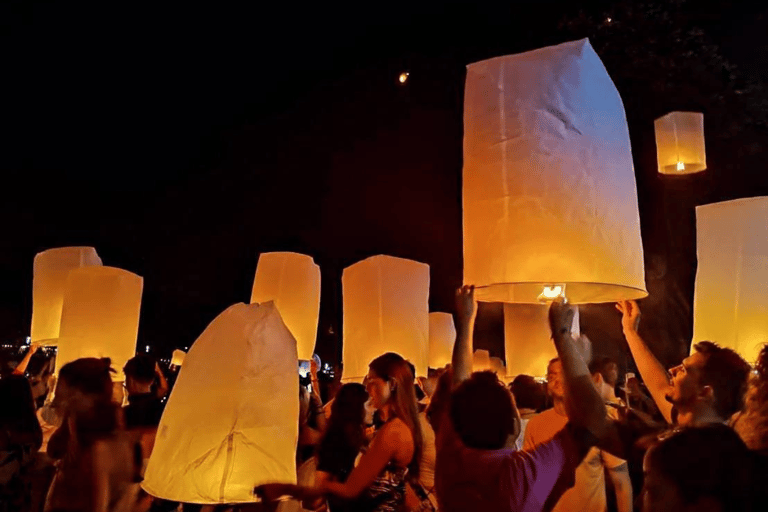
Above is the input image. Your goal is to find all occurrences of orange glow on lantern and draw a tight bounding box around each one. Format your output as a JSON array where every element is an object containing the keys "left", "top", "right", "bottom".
[
  {"left": 56, "top": 266, "right": 143, "bottom": 381},
  {"left": 462, "top": 39, "right": 647, "bottom": 304},
  {"left": 693, "top": 198, "right": 768, "bottom": 363},
  {"left": 342, "top": 255, "right": 429, "bottom": 381},
  {"left": 428, "top": 312, "right": 456, "bottom": 370},
  {"left": 250, "top": 252, "right": 321, "bottom": 361},
  {"left": 31, "top": 247, "right": 102, "bottom": 345}
]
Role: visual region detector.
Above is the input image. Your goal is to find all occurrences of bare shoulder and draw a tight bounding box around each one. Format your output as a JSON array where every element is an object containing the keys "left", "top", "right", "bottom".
[{"left": 378, "top": 417, "right": 413, "bottom": 444}]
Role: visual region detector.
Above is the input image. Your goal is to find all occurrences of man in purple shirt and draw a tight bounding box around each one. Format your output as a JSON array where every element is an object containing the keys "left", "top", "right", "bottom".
[{"left": 428, "top": 287, "right": 608, "bottom": 512}]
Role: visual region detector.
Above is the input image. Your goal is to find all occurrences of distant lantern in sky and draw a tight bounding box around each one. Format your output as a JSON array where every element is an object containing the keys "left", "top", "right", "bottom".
[
  {"left": 250, "top": 252, "right": 321, "bottom": 361},
  {"left": 56, "top": 266, "right": 143, "bottom": 381},
  {"left": 171, "top": 349, "right": 186, "bottom": 367},
  {"left": 462, "top": 38, "right": 647, "bottom": 304},
  {"left": 692, "top": 198, "right": 768, "bottom": 364},
  {"left": 428, "top": 312, "right": 456, "bottom": 370},
  {"left": 504, "top": 304, "right": 580, "bottom": 378},
  {"left": 342, "top": 255, "right": 429, "bottom": 381},
  {"left": 31, "top": 247, "right": 102, "bottom": 345},
  {"left": 143, "top": 302, "right": 299, "bottom": 504},
  {"left": 655, "top": 111, "right": 706, "bottom": 175},
  {"left": 399, "top": 72, "right": 409, "bottom": 84}
]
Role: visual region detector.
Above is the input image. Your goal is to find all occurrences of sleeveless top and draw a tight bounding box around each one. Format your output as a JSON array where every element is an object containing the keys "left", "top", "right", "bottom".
[{"left": 360, "top": 461, "right": 408, "bottom": 512}]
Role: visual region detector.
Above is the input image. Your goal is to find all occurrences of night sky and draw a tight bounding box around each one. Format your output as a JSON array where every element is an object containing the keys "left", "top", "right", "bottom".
[{"left": 2, "top": 1, "right": 767, "bottom": 369}]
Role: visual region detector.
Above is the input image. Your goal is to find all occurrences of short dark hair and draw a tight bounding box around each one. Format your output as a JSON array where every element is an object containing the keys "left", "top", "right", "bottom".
[
  {"left": 693, "top": 341, "right": 750, "bottom": 419},
  {"left": 450, "top": 371, "right": 517, "bottom": 450},
  {"left": 59, "top": 358, "right": 114, "bottom": 399},
  {"left": 509, "top": 375, "right": 545, "bottom": 411},
  {"left": 588, "top": 356, "right": 618, "bottom": 387},
  {"left": 647, "top": 425, "right": 756, "bottom": 509},
  {"left": 123, "top": 355, "right": 156, "bottom": 384}
]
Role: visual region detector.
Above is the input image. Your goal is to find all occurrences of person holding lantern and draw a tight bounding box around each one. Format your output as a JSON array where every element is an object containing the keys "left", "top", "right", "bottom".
[
  {"left": 616, "top": 300, "right": 750, "bottom": 427},
  {"left": 423, "top": 286, "right": 608, "bottom": 512}
]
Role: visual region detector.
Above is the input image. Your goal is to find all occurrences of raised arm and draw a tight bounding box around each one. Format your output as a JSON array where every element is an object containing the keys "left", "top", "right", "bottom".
[
  {"left": 154, "top": 362, "right": 169, "bottom": 399},
  {"left": 549, "top": 299, "right": 608, "bottom": 439},
  {"left": 12, "top": 341, "right": 42, "bottom": 376},
  {"left": 452, "top": 285, "right": 476, "bottom": 387},
  {"left": 616, "top": 301, "right": 673, "bottom": 424}
]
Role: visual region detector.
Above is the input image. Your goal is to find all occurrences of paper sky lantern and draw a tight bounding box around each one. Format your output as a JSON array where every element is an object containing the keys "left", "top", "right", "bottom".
[
  {"left": 31, "top": 247, "right": 102, "bottom": 345},
  {"left": 342, "top": 255, "right": 429, "bottom": 381},
  {"left": 693, "top": 198, "right": 768, "bottom": 363},
  {"left": 56, "top": 266, "right": 142, "bottom": 381},
  {"left": 250, "top": 252, "right": 321, "bottom": 361},
  {"left": 463, "top": 38, "right": 647, "bottom": 304},
  {"left": 490, "top": 356, "right": 505, "bottom": 375},
  {"left": 428, "top": 312, "right": 456, "bottom": 370},
  {"left": 473, "top": 349, "right": 491, "bottom": 372},
  {"left": 504, "top": 304, "right": 581, "bottom": 378},
  {"left": 143, "top": 302, "right": 299, "bottom": 504},
  {"left": 171, "top": 349, "right": 186, "bottom": 367},
  {"left": 655, "top": 111, "right": 706, "bottom": 175}
]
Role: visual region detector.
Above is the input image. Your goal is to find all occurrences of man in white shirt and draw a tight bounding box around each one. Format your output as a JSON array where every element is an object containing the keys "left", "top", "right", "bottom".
[{"left": 524, "top": 358, "right": 633, "bottom": 512}]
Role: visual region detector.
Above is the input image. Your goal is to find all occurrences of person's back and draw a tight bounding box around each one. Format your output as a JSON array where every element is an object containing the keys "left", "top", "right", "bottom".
[{"left": 431, "top": 371, "right": 589, "bottom": 512}]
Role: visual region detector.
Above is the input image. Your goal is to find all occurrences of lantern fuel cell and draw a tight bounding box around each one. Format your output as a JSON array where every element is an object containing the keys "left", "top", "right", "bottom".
[{"left": 462, "top": 38, "right": 647, "bottom": 304}]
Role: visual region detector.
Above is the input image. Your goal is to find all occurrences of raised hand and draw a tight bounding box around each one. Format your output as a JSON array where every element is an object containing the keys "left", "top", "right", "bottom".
[
  {"left": 548, "top": 297, "right": 576, "bottom": 338},
  {"left": 615, "top": 300, "right": 641, "bottom": 334},
  {"left": 455, "top": 285, "right": 477, "bottom": 325}
]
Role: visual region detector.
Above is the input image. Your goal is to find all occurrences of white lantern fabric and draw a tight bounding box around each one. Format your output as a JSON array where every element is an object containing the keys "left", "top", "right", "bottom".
[
  {"left": 693, "top": 198, "right": 768, "bottom": 363},
  {"left": 143, "top": 302, "right": 299, "bottom": 504},
  {"left": 472, "top": 349, "right": 491, "bottom": 372},
  {"left": 490, "top": 356, "right": 505, "bottom": 376},
  {"left": 655, "top": 111, "right": 706, "bottom": 175},
  {"left": 250, "top": 252, "right": 321, "bottom": 360},
  {"left": 504, "top": 304, "right": 581, "bottom": 378},
  {"left": 56, "top": 266, "right": 142, "bottom": 381},
  {"left": 463, "top": 38, "right": 647, "bottom": 304},
  {"left": 171, "top": 349, "right": 186, "bottom": 367},
  {"left": 342, "top": 255, "right": 429, "bottom": 381},
  {"left": 428, "top": 312, "right": 456, "bottom": 370},
  {"left": 31, "top": 247, "right": 102, "bottom": 345}
]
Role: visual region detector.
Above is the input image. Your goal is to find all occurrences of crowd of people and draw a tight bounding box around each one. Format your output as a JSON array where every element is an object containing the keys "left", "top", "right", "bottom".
[{"left": 2, "top": 286, "right": 768, "bottom": 511}]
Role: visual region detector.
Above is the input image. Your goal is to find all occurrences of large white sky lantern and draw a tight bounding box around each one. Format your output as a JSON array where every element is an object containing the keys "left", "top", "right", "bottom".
[
  {"left": 342, "top": 255, "right": 429, "bottom": 381},
  {"left": 463, "top": 38, "right": 647, "bottom": 304},
  {"left": 55, "top": 266, "right": 142, "bottom": 381},
  {"left": 31, "top": 247, "right": 102, "bottom": 345},
  {"left": 655, "top": 111, "right": 706, "bottom": 175},
  {"left": 250, "top": 252, "right": 321, "bottom": 361},
  {"left": 428, "top": 312, "right": 456, "bottom": 370},
  {"left": 693, "top": 198, "right": 768, "bottom": 364},
  {"left": 143, "top": 302, "right": 299, "bottom": 504}
]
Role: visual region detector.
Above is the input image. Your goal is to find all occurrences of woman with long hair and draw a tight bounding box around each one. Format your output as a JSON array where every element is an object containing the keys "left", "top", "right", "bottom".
[
  {"left": 733, "top": 344, "right": 768, "bottom": 455},
  {"left": 257, "top": 352, "right": 423, "bottom": 512},
  {"left": 44, "top": 358, "right": 141, "bottom": 512}
]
